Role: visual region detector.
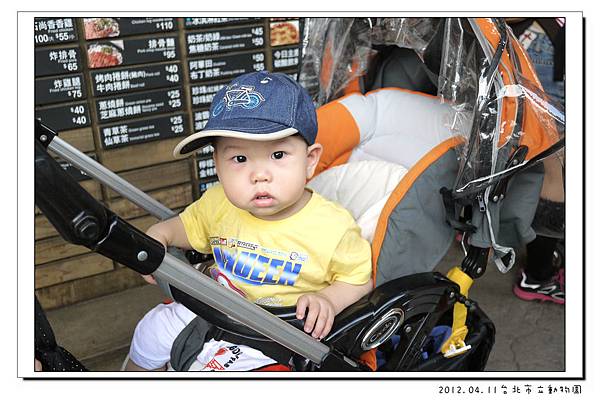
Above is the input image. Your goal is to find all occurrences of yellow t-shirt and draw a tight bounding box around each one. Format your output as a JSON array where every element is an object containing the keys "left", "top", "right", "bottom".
[{"left": 179, "top": 184, "right": 372, "bottom": 307}]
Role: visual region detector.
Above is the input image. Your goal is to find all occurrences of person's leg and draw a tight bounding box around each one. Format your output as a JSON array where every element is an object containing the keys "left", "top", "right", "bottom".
[
  {"left": 125, "top": 302, "right": 197, "bottom": 371},
  {"left": 514, "top": 195, "right": 565, "bottom": 304},
  {"left": 513, "top": 25, "right": 565, "bottom": 304}
]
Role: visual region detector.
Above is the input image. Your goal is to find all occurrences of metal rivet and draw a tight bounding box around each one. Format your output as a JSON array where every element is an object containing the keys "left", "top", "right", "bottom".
[
  {"left": 449, "top": 291, "right": 455, "bottom": 299},
  {"left": 512, "top": 159, "right": 519, "bottom": 165},
  {"left": 137, "top": 251, "right": 148, "bottom": 261},
  {"left": 493, "top": 195, "right": 499, "bottom": 202},
  {"left": 404, "top": 326, "right": 412, "bottom": 334},
  {"left": 476, "top": 268, "right": 482, "bottom": 275},
  {"left": 40, "top": 135, "right": 47, "bottom": 142}
]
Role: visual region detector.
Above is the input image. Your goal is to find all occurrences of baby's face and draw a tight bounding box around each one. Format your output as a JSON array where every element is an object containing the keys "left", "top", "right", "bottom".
[{"left": 213, "top": 135, "right": 321, "bottom": 220}]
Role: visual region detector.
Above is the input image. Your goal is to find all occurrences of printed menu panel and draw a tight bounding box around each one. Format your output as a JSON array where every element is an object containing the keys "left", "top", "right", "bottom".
[
  {"left": 190, "top": 82, "right": 226, "bottom": 108},
  {"left": 186, "top": 25, "right": 265, "bottom": 56},
  {"left": 197, "top": 157, "right": 217, "bottom": 180},
  {"left": 83, "top": 18, "right": 176, "bottom": 40},
  {"left": 188, "top": 51, "right": 266, "bottom": 82},
  {"left": 35, "top": 102, "right": 91, "bottom": 131},
  {"left": 193, "top": 110, "right": 210, "bottom": 131},
  {"left": 35, "top": 73, "right": 87, "bottom": 105},
  {"left": 35, "top": 46, "right": 82, "bottom": 77},
  {"left": 184, "top": 17, "right": 261, "bottom": 29},
  {"left": 91, "top": 62, "right": 182, "bottom": 96},
  {"left": 34, "top": 18, "right": 78, "bottom": 46},
  {"left": 271, "top": 47, "right": 300, "bottom": 71},
  {"left": 99, "top": 113, "right": 188, "bottom": 149},
  {"left": 86, "top": 36, "right": 179, "bottom": 69},
  {"left": 95, "top": 87, "right": 184, "bottom": 122}
]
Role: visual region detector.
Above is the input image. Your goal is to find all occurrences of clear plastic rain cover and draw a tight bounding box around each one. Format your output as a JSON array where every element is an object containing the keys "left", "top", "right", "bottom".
[{"left": 299, "top": 17, "right": 564, "bottom": 200}]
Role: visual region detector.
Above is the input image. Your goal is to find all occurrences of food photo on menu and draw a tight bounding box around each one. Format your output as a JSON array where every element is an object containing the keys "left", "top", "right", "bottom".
[
  {"left": 87, "top": 40, "right": 124, "bottom": 69},
  {"left": 84, "top": 18, "right": 121, "bottom": 39},
  {"left": 269, "top": 20, "right": 300, "bottom": 46}
]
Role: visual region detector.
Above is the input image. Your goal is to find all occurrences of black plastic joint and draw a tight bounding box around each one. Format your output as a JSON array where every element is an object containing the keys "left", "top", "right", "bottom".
[
  {"left": 460, "top": 245, "right": 490, "bottom": 279},
  {"left": 318, "top": 350, "right": 367, "bottom": 371},
  {"left": 94, "top": 214, "right": 165, "bottom": 275},
  {"left": 35, "top": 119, "right": 57, "bottom": 148}
]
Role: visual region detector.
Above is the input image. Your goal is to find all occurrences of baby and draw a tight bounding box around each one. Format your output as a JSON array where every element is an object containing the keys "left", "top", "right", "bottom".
[{"left": 126, "top": 71, "right": 372, "bottom": 371}]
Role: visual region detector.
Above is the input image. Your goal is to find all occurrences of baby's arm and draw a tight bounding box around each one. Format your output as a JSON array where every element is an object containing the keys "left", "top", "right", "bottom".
[
  {"left": 296, "top": 279, "right": 373, "bottom": 339},
  {"left": 142, "top": 216, "right": 192, "bottom": 284}
]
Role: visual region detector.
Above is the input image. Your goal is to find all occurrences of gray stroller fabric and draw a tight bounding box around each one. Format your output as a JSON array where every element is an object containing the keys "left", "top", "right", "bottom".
[
  {"left": 170, "top": 315, "right": 211, "bottom": 371},
  {"left": 375, "top": 150, "right": 458, "bottom": 286},
  {"left": 469, "top": 163, "right": 544, "bottom": 251}
]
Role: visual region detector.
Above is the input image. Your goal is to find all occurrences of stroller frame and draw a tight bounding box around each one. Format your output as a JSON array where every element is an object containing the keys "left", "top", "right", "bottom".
[
  {"left": 35, "top": 17, "right": 562, "bottom": 371},
  {"left": 36, "top": 128, "right": 339, "bottom": 368},
  {"left": 35, "top": 118, "right": 493, "bottom": 372}
]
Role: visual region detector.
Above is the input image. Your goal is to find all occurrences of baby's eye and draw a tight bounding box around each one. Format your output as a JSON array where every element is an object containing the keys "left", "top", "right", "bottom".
[
  {"left": 233, "top": 155, "right": 247, "bottom": 163},
  {"left": 271, "top": 151, "right": 285, "bottom": 160}
]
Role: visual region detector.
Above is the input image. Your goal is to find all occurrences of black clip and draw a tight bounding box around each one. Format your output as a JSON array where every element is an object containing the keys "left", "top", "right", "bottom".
[
  {"left": 440, "top": 187, "right": 476, "bottom": 233},
  {"left": 490, "top": 145, "right": 529, "bottom": 203},
  {"left": 35, "top": 119, "right": 57, "bottom": 148}
]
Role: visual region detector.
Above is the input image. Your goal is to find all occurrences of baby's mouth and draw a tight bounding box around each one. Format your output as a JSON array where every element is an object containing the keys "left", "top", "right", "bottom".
[
  {"left": 254, "top": 191, "right": 272, "bottom": 199},
  {"left": 253, "top": 192, "right": 275, "bottom": 207}
]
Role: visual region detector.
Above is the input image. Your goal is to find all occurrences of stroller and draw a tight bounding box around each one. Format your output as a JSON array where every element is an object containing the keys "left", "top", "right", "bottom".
[{"left": 34, "top": 17, "right": 564, "bottom": 372}]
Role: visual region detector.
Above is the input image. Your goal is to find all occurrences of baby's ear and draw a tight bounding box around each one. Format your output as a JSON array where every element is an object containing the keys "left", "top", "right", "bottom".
[{"left": 306, "top": 143, "right": 323, "bottom": 179}]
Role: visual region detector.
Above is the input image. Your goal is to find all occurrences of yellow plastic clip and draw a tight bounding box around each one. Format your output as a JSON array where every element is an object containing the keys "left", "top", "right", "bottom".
[{"left": 441, "top": 267, "right": 474, "bottom": 358}]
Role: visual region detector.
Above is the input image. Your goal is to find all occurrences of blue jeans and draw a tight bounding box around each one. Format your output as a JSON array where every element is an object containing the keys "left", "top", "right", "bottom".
[{"left": 524, "top": 30, "right": 565, "bottom": 108}]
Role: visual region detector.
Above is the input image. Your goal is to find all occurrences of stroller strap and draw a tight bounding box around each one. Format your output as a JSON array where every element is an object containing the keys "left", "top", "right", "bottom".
[{"left": 170, "top": 315, "right": 296, "bottom": 370}]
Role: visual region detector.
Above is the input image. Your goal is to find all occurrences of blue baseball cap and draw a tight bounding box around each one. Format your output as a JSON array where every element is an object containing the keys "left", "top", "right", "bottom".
[{"left": 173, "top": 71, "right": 318, "bottom": 158}]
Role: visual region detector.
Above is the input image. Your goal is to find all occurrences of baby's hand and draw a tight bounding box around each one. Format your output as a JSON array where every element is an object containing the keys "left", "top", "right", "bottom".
[{"left": 295, "top": 293, "right": 335, "bottom": 339}]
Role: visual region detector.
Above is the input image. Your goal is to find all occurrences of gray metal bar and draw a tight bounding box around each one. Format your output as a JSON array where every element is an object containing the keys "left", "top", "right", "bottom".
[
  {"left": 153, "top": 253, "right": 331, "bottom": 364},
  {"left": 48, "top": 135, "right": 330, "bottom": 363},
  {"left": 47, "top": 136, "right": 176, "bottom": 221}
]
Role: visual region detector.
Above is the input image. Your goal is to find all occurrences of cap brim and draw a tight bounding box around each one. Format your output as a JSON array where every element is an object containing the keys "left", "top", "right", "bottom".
[{"left": 172, "top": 128, "right": 298, "bottom": 158}]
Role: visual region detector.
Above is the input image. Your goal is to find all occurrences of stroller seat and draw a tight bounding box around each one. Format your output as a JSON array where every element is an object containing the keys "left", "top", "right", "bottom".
[{"left": 167, "top": 88, "right": 494, "bottom": 372}]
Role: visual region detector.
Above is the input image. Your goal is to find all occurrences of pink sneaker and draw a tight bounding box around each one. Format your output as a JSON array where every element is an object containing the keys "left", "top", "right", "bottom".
[
  {"left": 557, "top": 268, "right": 565, "bottom": 287},
  {"left": 513, "top": 270, "right": 565, "bottom": 305}
]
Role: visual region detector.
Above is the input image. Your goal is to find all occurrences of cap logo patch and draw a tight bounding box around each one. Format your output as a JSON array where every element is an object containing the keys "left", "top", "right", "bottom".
[{"left": 212, "top": 84, "right": 265, "bottom": 117}]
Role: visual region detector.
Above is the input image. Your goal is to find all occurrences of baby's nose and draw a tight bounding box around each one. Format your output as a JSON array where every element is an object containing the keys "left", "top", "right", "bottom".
[{"left": 252, "top": 170, "right": 271, "bottom": 183}]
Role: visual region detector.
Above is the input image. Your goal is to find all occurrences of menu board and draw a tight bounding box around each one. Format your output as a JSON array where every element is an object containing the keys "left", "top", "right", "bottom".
[
  {"left": 35, "top": 102, "right": 91, "bottom": 131},
  {"left": 83, "top": 18, "right": 176, "bottom": 40},
  {"left": 34, "top": 18, "right": 78, "bottom": 46},
  {"left": 99, "top": 113, "right": 188, "bottom": 149},
  {"left": 193, "top": 110, "right": 211, "bottom": 131},
  {"left": 196, "top": 147, "right": 219, "bottom": 194},
  {"left": 35, "top": 46, "right": 82, "bottom": 77},
  {"left": 188, "top": 51, "right": 266, "bottom": 82},
  {"left": 86, "top": 36, "right": 179, "bottom": 69},
  {"left": 33, "top": 17, "right": 306, "bottom": 205},
  {"left": 184, "top": 17, "right": 261, "bottom": 28},
  {"left": 191, "top": 82, "right": 226, "bottom": 108},
  {"left": 95, "top": 87, "right": 184, "bottom": 122},
  {"left": 186, "top": 25, "right": 265, "bottom": 56},
  {"left": 197, "top": 157, "right": 217, "bottom": 180},
  {"left": 91, "top": 62, "right": 182, "bottom": 96},
  {"left": 35, "top": 73, "right": 87, "bottom": 105},
  {"left": 272, "top": 47, "right": 300, "bottom": 71}
]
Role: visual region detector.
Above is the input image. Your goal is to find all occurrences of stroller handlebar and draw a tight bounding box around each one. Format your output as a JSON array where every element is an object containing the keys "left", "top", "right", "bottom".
[{"left": 35, "top": 121, "right": 165, "bottom": 276}]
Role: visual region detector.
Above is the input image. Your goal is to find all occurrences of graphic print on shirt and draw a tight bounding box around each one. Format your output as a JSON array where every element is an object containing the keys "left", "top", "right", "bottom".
[
  {"left": 209, "top": 236, "right": 308, "bottom": 287},
  {"left": 203, "top": 345, "right": 242, "bottom": 371}
]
